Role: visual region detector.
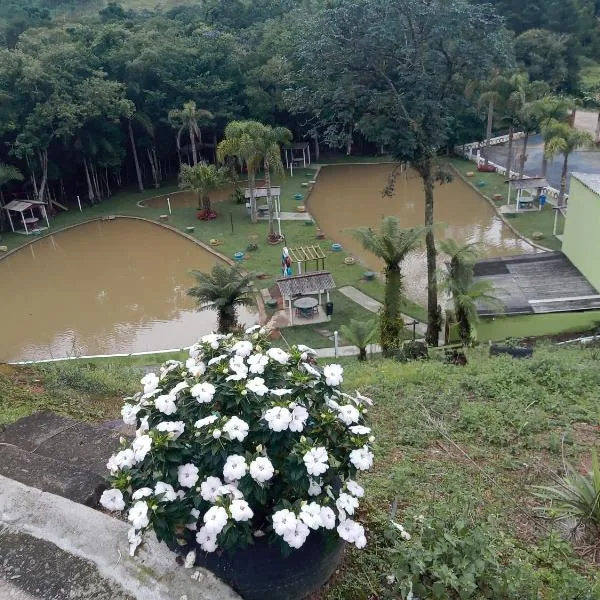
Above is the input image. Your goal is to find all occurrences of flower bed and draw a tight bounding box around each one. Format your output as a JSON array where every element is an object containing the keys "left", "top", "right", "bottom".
[{"left": 100, "top": 328, "right": 375, "bottom": 594}]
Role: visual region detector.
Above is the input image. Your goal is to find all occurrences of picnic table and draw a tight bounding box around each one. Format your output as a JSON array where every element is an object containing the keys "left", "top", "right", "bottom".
[{"left": 293, "top": 296, "right": 319, "bottom": 318}]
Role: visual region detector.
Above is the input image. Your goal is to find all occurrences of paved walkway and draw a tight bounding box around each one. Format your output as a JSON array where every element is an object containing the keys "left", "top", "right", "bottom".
[{"left": 257, "top": 212, "right": 313, "bottom": 221}]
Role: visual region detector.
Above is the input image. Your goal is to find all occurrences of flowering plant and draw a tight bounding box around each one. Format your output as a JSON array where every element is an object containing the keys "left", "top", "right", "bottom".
[{"left": 101, "top": 327, "right": 375, "bottom": 558}]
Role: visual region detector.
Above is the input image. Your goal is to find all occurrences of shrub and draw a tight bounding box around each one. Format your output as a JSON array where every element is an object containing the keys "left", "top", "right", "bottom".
[{"left": 100, "top": 328, "right": 375, "bottom": 558}]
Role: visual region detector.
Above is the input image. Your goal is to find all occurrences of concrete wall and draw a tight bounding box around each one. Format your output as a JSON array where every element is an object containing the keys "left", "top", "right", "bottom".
[{"left": 563, "top": 178, "right": 600, "bottom": 292}]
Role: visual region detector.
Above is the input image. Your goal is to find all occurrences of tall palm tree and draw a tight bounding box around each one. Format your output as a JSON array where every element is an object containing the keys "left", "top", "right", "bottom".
[
  {"left": 354, "top": 216, "right": 423, "bottom": 357},
  {"left": 440, "top": 239, "right": 501, "bottom": 346},
  {"left": 340, "top": 318, "right": 378, "bottom": 361},
  {"left": 543, "top": 120, "right": 594, "bottom": 206},
  {"left": 168, "top": 101, "right": 214, "bottom": 166},
  {"left": 187, "top": 264, "right": 256, "bottom": 334},
  {"left": 249, "top": 123, "right": 292, "bottom": 241},
  {"left": 179, "top": 162, "right": 227, "bottom": 217},
  {"left": 217, "top": 121, "right": 263, "bottom": 223}
]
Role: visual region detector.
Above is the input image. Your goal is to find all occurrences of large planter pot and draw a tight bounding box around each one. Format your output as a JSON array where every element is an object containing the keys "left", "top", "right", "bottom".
[{"left": 183, "top": 532, "right": 344, "bottom": 600}]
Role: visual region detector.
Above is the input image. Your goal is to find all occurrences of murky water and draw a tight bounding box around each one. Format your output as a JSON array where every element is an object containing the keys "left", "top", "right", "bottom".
[
  {"left": 0, "top": 219, "right": 257, "bottom": 362},
  {"left": 308, "top": 164, "right": 535, "bottom": 303}
]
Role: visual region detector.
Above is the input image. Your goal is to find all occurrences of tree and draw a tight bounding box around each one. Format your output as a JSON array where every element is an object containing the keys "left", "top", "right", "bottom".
[
  {"left": 0, "top": 162, "right": 23, "bottom": 204},
  {"left": 440, "top": 239, "right": 501, "bottom": 346},
  {"left": 543, "top": 120, "right": 593, "bottom": 206},
  {"left": 354, "top": 216, "right": 423, "bottom": 357},
  {"left": 187, "top": 264, "right": 256, "bottom": 334},
  {"left": 340, "top": 318, "right": 378, "bottom": 361},
  {"left": 294, "top": 0, "right": 511, "bottom": 347},
  {"left": 169, "top": 101, "right": 213, "bottom": 166},
  {"left": 179, "top": 162, "right": 227, "bottom": 218}
]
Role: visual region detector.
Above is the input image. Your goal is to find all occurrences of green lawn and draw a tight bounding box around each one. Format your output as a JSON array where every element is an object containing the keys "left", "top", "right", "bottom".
[
  {"left": 448, "top": 157, "right": 565, "bottom": 251},
  {"left": 478, "top": 311, "right": 600, "bottom": 342}
]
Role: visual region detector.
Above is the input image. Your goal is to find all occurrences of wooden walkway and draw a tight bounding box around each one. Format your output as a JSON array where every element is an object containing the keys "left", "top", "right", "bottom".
[{"left": 474, "top": 252, "right": 600, "bottom": 315}]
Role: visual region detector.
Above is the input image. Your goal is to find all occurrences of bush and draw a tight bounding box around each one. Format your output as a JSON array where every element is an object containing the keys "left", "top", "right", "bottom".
[{"left": 101, "top": 329, "right": 376, "bottom": 558}]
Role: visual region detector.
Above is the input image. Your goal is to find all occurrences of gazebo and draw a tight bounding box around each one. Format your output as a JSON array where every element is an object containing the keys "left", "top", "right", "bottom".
[
  {"left": 2, "top": 200, "right": 50, "bottom": 235},
  {"left": 507, "top": 177, "right": 548, "bottom": 212},
  {"left": 245, "top": 187, "right": 282, "bottom": 235},
  {"left": 276, "top": 271, "right": 335, "bottom": 325},
  {"left": 283, "top": 143, "right": 311, "bottom": 169}
]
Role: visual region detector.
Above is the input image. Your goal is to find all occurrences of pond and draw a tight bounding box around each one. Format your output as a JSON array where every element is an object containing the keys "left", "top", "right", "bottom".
[
  {"left": 0, "top": 218, "right": 257, "bottom": 362},
  {"left": 308, "top": 164, "right": 536, "bottom": 303}
]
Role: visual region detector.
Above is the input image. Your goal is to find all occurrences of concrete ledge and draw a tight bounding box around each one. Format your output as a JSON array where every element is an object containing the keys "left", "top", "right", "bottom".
[{"left": 0, "top": 475, "right": 240, "bottom": 600}]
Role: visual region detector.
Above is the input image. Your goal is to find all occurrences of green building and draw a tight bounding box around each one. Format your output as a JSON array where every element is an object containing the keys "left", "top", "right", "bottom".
[{"left": 562, "top": 173, "right": 600, "bottom": 293}]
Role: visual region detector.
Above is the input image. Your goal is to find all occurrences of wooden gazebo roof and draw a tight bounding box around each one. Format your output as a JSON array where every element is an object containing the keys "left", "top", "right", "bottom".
[
  {"left": 276, "top": 271, "right": 335, "bottom": 299},
  {"left": 506, "top": 177, "right": 548, "bottom": 190}
]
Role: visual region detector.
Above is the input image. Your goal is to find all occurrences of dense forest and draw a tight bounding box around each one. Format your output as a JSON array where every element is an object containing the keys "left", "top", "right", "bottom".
[{"left": 0, "top": 0, "right": 599, "bottom": 209}]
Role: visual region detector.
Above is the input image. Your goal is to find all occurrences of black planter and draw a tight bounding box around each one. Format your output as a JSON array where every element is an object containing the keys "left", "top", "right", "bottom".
[{"left": 185, "top": 531, "right": 344, "bottom": 600}]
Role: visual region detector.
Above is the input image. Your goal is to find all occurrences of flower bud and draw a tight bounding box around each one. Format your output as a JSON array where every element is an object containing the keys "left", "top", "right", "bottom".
[
  {"left": 213, "top": 429, "right": 222, "bottom": 439},
  {"left": 369, "top": 435, "right": 375, "bottom": 442},
  {"left": 241, "top": 389, "right": 247, "bottom": 396}
]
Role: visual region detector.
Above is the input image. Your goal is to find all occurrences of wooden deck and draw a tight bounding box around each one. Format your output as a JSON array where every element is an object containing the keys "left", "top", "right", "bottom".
[{"left": 474, "top": 252, "right": 600, "bottom": 315}]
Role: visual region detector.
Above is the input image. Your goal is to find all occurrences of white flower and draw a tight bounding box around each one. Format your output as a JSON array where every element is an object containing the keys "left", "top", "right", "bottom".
[
  {"left": 189, "top": 343, "right": 203, "bottom": 359},
  {"left": 283, "top": 521, "right": 310, "bottom": 549},
  {"left": 131, "top": 434, "right": 152, "bottom": 462},
  {"left": 289, "top": 405, "right": 309, "bottom": 432},
  {"left": 186, "top": 358, "right": 206, "bottom": 377},
  {"left": 223, "top": 455, "right": 248, "bottom": 482},
  {"left": 336, "top": 492, "right": 359, "bottom": 515},
  {"left": 132, "top": 487, "right": 153, "bottom": 500},
  {"left": 170, "top": 381, "right": 189, "bottom": 398},
  {"left": 141, "top": 373, "right": 159, "bottom": 395},
  {"left": 128, "top": 501, "right": 150, "bottom": 530},
  {"left": 217, "top": 483, "right": 244, "bottom": 500},
  {"left": 200, "top": 476, "right": 223, "bottom": 503},
  {"left": 127, "top": 526, "right": 143, "bottom": 556},
  {"left": 107, "top": 449, "right": 135, "bottom": 474},
  {"left": 100, "top": 489, "right": 125, "bottom": 512},
  {"left": 208, "top": 354, "right": 228, "bottom": 366},
  {"left": 190, "top": 382, "right": 216, "bottom": 403},
  {"left": 337, "top": 518, "right": 363, "bottom": 544},
  {"left": 297, "top": 344, "right": 317, "bottom": 355},
  {"left": 213, "top": 429, "right": 222, "bottom": 439},
  {"left": 226, "top": 356, "right": 249, "bottom": 381},
  {"left": 121, "top": 403, "right": 140, "bottom": 426},
  {"left": 303, "top": 447, "right": 329, "bottom": 476},
  {"left": 177, "top": 463, "right": 199, "bottom": 488},
  {"left": 302, "top": 362, "right": 321, "bottom": 378},
  {"left": 355, "top": 390, "right": 373, "bottom": 406},
  {"left": 246, "top": 377, "right": 269, "bottom": 396},
  {"left": 323, "top": 364, "right": 344, "bottom": 386},
  {"left": 264, "top": 406, "right": 292, "bottom": 432},
  {"left": 184, "top": 550, "right": 196, "bottom": 569},
  {"left": 320, "top": 506, "right": 336, "bottom": 530},
  {"left": 349, "top": 425, "right": 371, "bottom": 435},
  {"left": 355, "top": 532, "right": 367, "bottom": 548},
  {"left": 136, "top": 416, "right": 149, "bottom": 437},
  {"left": 154, "top": 394, "right": 177, "bottom": 415},
  {"left": 271, "top": 388, "right": 293, "bottom": 397},
  {"left": 203, "top": 506, "right": 228, "bottom": 534},
  {"left": 308, "top": 479, "right": 322, "bottom": 497},
  {"left": 222, "top": 416, "right": 249, "bottom": 442},
  {"left": 230, "top": 499, "right": 254, "bottom": 522},
  {"left": 155, "top": 420, "right": 185, "bottom": 440},
  {"left": 337, "top": 404, "right": 360, "bottom": 426},
  {"left": 346, "top": 480, "right": 365, "bottom": 498},
  {"left": 160, "top": 360, "right": 182, "bottom": 379},
  {"left": 201, "top": 333, "right": 222, "bottom": 349},
  {"left": 154, "top": 481, "right": 177, "bottom": 502},
  {"left": 194, "top": 415, "right": 218, "bottom": 429},
  {"left": 272, "top": 509, "right": 298, "bottom": 537},
  {"left": 187, "top": 508, "right": 201, "bottom": 531},
  {"left": 232, "top": 340, "right": 253, "bottom": 357},
  {"left": 392, "top": 521, "right": 412, "bottom": 541},
  {"left": 245, "top": 325, "right": 262, "bottom": 334},
  {"left": 267, "top": 347, "right": 290, "bottom": 365},
  {"left": 196, "top": 525, "right": 218, "bottom": 552},
  {"left": 249, "top": 456, "right": 274, "bottom": 483},
  {"left": 326, "top": 398, "right": 341, "bottom": 411},
  {"left": 247, "top": 353, "right": 268, "bottom": 374},
  {"left": 349, "top": 445, "right": 374, "bottom": 471},
  {"left": 299, "top": 502, "right": 323, "bottom": 530}
]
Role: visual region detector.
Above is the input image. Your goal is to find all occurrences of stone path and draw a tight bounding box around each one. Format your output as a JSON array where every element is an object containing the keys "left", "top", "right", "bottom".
[
  {"left": 257, "top": 211, "right": 313, "bottom": 221},
  {"left": 338, "top": 286, "right": 428, "bottom": 336}
]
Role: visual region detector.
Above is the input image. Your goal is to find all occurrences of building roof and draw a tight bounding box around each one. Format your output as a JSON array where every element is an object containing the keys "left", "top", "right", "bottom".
[
  {"left": 283, "top": 142, "right": 310, "bottom": 150},
  {"left": 276, "top": 271, "right": 335, "bottom": 298},
  {"left": 3, "top": 200, "right": 33, "bottom": 212},
  {"left": 572, "top": 172, "right": 600, "bottom": 196},
  {"left": 506, "top": 177, "right": 548, "bottom": 190}
]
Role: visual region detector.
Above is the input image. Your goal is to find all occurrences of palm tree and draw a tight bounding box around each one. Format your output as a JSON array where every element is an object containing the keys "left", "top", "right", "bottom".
[
  {"left": 340, "top": 318, "right": 378, "bottom": 361},
  {"left": 249, "top": 123, "right": 292, "bottom": 241},
  {"left": 543, "top": 120, "right": 593, "bottom": 206},
  {"left": 440, "top": 239, "right": 502, "bottom": 346},
  {"left": 217, "top": 121, "right": 263, "bottom": 223},
  {"left": 168, "top": 101, "right": 214, "bottom": 166},
  {"left": 179, "top": 162, "right": 227, "bottom": 217},
  {"left": 187, "top": 264, "right": 256, "bottom": 334},
  {"left": 354, "top": 216, "right": 423, "bottom": 357}
]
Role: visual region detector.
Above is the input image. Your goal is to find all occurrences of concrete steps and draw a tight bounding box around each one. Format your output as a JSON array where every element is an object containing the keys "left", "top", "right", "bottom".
[{"left": 0, "top": 411, "right": 125, "bottom": 506}]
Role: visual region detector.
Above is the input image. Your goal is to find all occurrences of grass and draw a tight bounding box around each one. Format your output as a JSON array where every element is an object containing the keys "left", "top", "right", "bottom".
[
  {"left": 448, "top": 157, "right": 565, "bottom": 251},
  {"left": 478, "top": 311, "right": 600, "bottom": 342}
]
